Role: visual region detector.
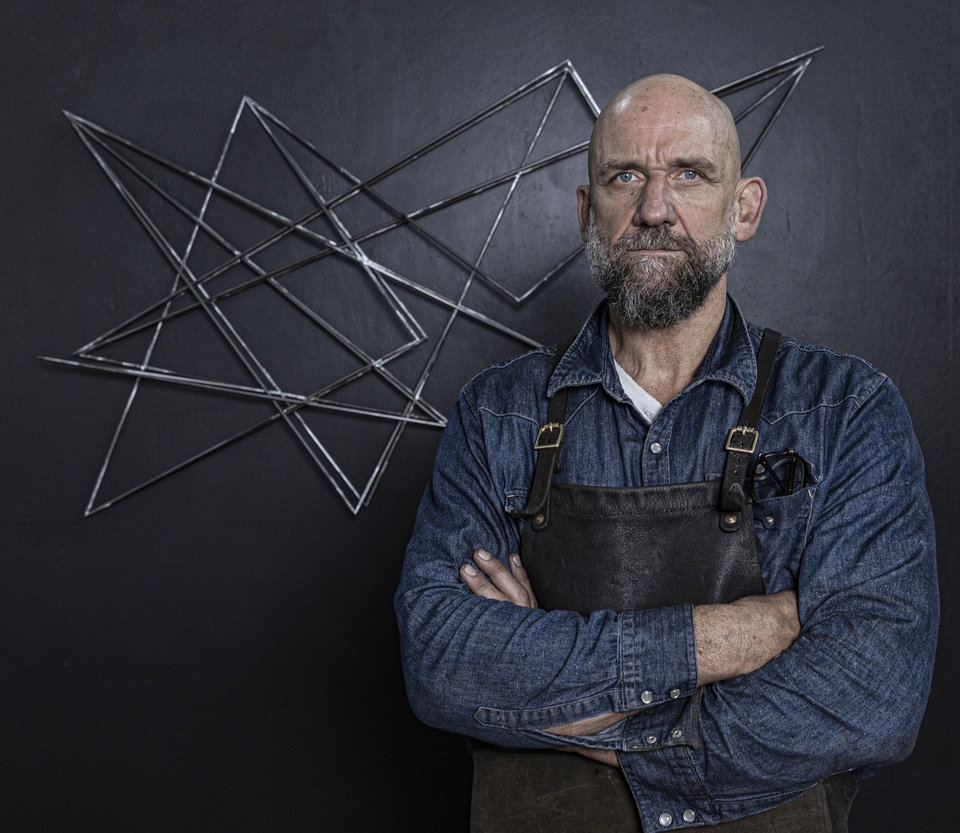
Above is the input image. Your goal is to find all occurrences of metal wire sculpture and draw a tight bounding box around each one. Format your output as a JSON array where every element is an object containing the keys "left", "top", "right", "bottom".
[{"left": 42, "top": 49, "right": 821, "bottom": 516}]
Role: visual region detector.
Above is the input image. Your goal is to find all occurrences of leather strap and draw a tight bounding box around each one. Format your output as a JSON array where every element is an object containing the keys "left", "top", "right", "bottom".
[
  {"left": 718, "top": 328, "right": 782, "bottom": 530},
  {"left": 510, "top": 337, "right": 575, "bottom": 530}
]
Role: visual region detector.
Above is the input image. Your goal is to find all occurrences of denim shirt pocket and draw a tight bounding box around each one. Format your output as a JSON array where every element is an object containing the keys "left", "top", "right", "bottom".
[{"left": 752, "top": 486, "right": 817, "bottom": 591}]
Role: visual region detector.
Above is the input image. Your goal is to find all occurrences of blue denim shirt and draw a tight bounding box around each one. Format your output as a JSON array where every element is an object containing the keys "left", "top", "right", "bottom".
[{"left": 395, "top": 296, "right": 938, "bottom": 829}]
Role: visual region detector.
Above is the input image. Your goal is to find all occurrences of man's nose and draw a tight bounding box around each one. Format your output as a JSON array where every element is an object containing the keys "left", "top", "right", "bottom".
[{"left": 633, "top": 177, "right": 676, "bottom": 228}]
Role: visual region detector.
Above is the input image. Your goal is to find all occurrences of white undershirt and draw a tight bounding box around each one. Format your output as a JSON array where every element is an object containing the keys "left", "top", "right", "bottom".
[{"left": 614, "top": 359, "right": 663, "bottom": 424}]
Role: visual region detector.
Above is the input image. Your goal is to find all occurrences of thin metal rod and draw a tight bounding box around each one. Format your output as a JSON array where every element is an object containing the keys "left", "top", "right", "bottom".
[
  {"left": 742, "top": 60, "right": 812, "bottom": 170},
  {"left": 40, "top": 356, "right": 444, "bottom": 426},
  {"left": 247, "top": 103, "right": 424, "bottom": 342},
  {"left": 81, "top": 97, "right": 249, "bottom": 516},
  {"left": 733, "top": 67, "right": 799, "bottom": 124},
  {"left": 329, "top": 62, "right": 575, "bottom": 206},
  {"left": 710, "top": 47, "right": 824, "bottom": 96},
  {"left": 249, "top": 99, "right": 577, "bottom": 306},
  {"left": 356, "top": 65, "right": 573, "bottom": 508}
]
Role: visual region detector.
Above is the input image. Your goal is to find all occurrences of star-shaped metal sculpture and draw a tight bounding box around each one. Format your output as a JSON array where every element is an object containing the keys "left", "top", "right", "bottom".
[{"left": 43, "top": 49, "right": 821, "bottom": 516}]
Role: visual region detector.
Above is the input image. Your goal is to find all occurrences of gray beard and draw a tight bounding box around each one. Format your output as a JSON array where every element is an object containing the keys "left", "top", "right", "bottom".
[{"left": 585, "top": 208, "right": 737, "bottom": 330}]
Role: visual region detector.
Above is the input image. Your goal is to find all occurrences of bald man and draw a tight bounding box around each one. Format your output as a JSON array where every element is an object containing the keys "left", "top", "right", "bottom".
[{"left": 396, "top": 75, "right": 937, "bottom": 832}]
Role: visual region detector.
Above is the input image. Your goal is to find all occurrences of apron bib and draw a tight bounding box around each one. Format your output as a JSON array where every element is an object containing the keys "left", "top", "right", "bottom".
[{"left": 520, "top": 479, "right": 762, "bottom": 615}]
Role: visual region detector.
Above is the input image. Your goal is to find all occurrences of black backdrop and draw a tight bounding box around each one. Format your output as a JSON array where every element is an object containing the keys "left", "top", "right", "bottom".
[{"left": 2, "top": 1, "right": 956, "bottom": 830}]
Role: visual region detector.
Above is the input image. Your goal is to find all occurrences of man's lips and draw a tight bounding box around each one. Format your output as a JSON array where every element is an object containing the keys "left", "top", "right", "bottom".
[{"left": 627, "top": 247, "right": 682, "bottom": 255}]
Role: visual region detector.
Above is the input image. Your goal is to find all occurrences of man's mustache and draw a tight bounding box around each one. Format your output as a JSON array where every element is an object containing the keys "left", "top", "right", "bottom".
[{"left": 612, "top": 228, "right": 698, "bottom": 256}]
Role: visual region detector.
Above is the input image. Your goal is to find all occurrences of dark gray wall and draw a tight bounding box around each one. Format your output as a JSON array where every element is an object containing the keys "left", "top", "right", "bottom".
[{"left": 2, "top": 1, "right": 956, "bottom": 829}]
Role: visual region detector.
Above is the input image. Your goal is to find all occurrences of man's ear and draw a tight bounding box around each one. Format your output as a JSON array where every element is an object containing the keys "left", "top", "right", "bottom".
[
  {"left": 734, "top": 177, "right": 767, "bottom": 242},
  {"left": 576, "top": 185, "right": 591, "bottom": 241}
]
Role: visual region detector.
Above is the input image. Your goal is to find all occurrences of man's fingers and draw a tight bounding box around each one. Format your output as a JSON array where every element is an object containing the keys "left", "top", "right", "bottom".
[
  {"left": 509, "top": 553, "right": 538, "bottom": 610},
  {"left": 463, "top": 549, "right": 535, "bottom": 608},
  {"left": 459, "top": 561, "right": 505, "bottom": 601},
  {"left": 474, "top": 549, "right": 531, "bottom": 606}
]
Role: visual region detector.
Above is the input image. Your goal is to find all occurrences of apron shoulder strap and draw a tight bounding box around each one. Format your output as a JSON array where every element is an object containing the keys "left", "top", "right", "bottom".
[
  {"left": 718, "top": 328, "right": 782, "bottom": 530},
  {"left": 509, "top": 336, "right": 575, "bottom": 529}
]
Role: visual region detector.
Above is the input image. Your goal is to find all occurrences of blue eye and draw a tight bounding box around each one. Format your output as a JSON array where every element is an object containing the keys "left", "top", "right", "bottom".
[
  {"left": 617, "top": 172, "right": 635, "bottom": 183},
  {"left": 681, "top": 170, "right": 699, "bottom": 180}
]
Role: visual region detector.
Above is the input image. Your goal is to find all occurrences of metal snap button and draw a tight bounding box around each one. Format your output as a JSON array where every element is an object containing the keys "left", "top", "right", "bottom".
[
  {"left": 641, "top": 690, "right": 654, "bottom": 705},
  {"left": 646, "top": 734, "right": 658, "bottom": 745},
  {"left": 658, "top": 813, "right": 673, "bottom": 827},
  {"left": 650, "top": 442, "right": 663, "bottom": 454},
  {"left": 669, "top": 688, "right": 681, "bottom": 699},
  {"left": 683, "top": 809, "right": 696, "bottom": 823}
]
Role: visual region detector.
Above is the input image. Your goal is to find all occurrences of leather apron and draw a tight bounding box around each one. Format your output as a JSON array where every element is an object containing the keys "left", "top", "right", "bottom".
[{"left": 470, "top": 331, "right": 855, "bottom": 832}]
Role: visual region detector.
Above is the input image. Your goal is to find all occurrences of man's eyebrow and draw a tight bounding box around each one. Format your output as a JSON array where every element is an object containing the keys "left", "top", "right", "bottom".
[
  {"left": 596, "top": 159, "right": 638, "bottom": 178},
  {"left": 673, "top": 157, "right": 721, "bottom": 176},
  {"left": 596, "top": 156, "right": 722, "bottom": 178}
]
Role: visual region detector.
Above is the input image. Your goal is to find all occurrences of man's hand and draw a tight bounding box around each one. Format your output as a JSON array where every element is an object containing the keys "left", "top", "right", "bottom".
[
  {"left": 694, "top": 590, "right": 801, "bottom": 686},
  {"left": 459, "top": 549, "right": 538, "bottom": 609}
]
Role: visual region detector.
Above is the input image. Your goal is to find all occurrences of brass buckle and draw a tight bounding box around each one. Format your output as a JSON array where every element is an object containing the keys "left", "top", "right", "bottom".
[
  {"left": 725, "top": 426, "right": 759, "bottom": 454},
  {"left": 534, "top": 422, "right": 564, "bottom": 450}
]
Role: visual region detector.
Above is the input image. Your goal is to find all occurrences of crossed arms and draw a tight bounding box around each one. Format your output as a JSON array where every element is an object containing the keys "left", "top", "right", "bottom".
[{"left": 460, "top": 547, "right": 800, "bottom": 765}]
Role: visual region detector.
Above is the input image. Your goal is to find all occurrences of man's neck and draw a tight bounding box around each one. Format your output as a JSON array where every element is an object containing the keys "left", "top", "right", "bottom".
[{"left": 608, "top": 281, "right": 727, "bottom": 406}]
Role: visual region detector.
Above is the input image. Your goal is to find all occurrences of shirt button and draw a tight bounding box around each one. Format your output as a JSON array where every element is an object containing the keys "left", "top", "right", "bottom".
[
  {"left": 646, "top": 734, "right": 658, "bottom": 745},
  {"left": 764, "top": 515, "right": 775, "bottom": 528},
  {"left": 650, "top": 442, "right": 663, "bottom": 454},
  {"left": 658, "top": 812, "right": 673, "bottom": 827},
  {"left": 641, "top": 690, "right": 654, "bottom": 704},
  {"left": 683, "top": 810, "right": 697, "bottom": 823},
  {"left": 671, "top": 729, "right": 683, "bottom": 739},
  {"left": 669, "top": 688, "right": 681, "bottom": 699}
]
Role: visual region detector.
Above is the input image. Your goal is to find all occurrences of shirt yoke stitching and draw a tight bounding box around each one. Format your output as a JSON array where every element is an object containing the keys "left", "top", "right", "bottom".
[
  {"left": 763, "top": 395, "right": 864, "bottom": 423},
  {"left": 477, "top": 408, "right": 540, "bottom": 426},
  {"left": 777, "top": 337, "right": 885, "bottom": 375},
  {"left": 762, "top": 371, "right": 888, "bottom": 423}
]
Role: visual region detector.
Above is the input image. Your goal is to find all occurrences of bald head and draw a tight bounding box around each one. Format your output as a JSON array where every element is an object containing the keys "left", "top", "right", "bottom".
[{"left": 588, "top": 74, "right": 741, "bottom": 186}]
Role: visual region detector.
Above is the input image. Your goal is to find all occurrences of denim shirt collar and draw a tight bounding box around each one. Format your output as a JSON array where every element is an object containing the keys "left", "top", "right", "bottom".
[{"left": 547, "top": 294, "right": 758, "bottom": 406}]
